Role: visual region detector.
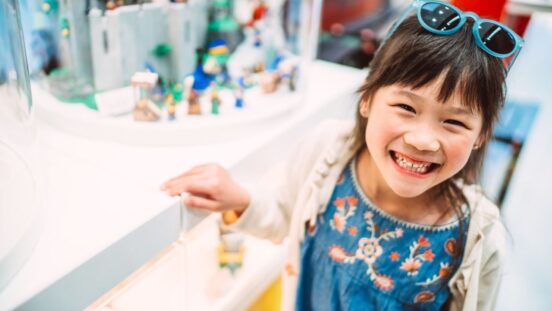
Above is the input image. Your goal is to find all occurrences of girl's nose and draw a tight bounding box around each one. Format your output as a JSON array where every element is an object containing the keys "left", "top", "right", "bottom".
[{"left": 403, "top": 128, "right": 440, "bottom": 152}]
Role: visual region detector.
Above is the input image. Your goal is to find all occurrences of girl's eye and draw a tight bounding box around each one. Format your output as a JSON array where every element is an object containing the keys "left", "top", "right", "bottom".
[
  {"left": 397, "top": 104, "right": 416, "bottom": 113},
  {"left": 445, "top": 119, "right": 468, "bottom": 129}
]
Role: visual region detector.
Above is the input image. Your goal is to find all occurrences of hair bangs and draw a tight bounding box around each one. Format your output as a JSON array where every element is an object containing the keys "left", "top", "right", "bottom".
[{"left": 361, "top": 15, "right": 505, "bottom": 136}]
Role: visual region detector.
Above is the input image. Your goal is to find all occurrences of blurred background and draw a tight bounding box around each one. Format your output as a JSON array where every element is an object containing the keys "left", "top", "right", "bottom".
[{"left": 1, "top": 0, "right": 551, "bottom": 310}]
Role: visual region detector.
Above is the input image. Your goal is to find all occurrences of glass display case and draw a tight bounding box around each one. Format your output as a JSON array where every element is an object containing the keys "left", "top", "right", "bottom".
[
  {"left": 29, "top": 0, "right": 320, "bottom": 146},
  {"left": 0, "top": 0, "right": 41, "bottom": 293}
]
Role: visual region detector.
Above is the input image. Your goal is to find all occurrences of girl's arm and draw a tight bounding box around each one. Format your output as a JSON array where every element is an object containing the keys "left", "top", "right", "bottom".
[
  {"left": 221, "top": 123, "right": 334, "bottom": 243},
  {"left": 161, "top": 121, "right": 336, "bottom": 243},
  {"left": 475, "top": 222, "right": 507, "bottom": 311}
]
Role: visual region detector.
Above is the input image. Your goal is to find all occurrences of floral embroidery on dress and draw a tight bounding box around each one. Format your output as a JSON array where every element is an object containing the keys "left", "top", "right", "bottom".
[
  {"left": 444, "top": 238, "right": 457, "bottom": 256},
  {"left": 390, "top": 251, "right": 400, "bottom": 261},
  {"left": 297, "top": 160, "right": 469, "bottom": 310},
  {"left": 400, "top": 235, "right": 434, "bottom": 276},
  {"left": 328, "top": 210, "right": 403, "bottom": 291},
  {"left": 414, "top": 291, "right": 436, "bottom": 303},
  {"left": 416, "top": 262, "right": 452, "bottom": 287},
  {"left": 330, "top": 196, "right": 358, "bottom": 233}
]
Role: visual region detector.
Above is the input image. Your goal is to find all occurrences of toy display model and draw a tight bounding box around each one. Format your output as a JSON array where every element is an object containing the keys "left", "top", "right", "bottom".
[
  {"left": 31, "top": 0, "right": 313, "bottom": 145},
  {"left": 131, "top": 71, "right": 161, "bottom": 121}
]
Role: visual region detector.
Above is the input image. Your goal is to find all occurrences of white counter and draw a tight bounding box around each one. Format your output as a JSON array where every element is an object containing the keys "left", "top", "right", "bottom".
[{"left": 0, "top": 61, "right": 365, "bottom": 310}]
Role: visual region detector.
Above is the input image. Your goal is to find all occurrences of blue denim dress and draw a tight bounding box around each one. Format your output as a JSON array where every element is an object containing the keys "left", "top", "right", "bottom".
[{"left": 296, "top": 160, "right": 469, "bottom": 311}]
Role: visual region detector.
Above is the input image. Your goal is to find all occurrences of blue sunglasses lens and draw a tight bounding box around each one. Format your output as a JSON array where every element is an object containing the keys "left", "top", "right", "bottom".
[
  {"left": 478, "top": 22, "right": 516, "bottom": 55},
  {"left": 420, "top": 3, "right": 461, "bottom": 31}
]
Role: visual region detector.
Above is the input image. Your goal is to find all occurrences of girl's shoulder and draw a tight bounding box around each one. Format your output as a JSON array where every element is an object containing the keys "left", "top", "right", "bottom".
[
  {"left": 461, "top": 183, "right": 507, "bottom": 257},
  {"left": 461, "top": 183, "right": 502, "bottom": 225}
]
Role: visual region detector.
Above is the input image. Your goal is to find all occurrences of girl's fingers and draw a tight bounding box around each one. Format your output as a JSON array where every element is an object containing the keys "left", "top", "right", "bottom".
[
  {"left": 161, "top": 164, "right": 218, "bottom": 190},
  {"left": 163, "top": 178, "right": 215, "bottom": 197},
  {"left": 162, "top": 170, "right": 204, "bottom": 188},
  {"left": 182, "top": 195, "right": 220, "bottom": 211}
]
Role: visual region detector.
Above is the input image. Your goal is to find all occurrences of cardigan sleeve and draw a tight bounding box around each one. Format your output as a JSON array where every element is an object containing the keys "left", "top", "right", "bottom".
[
  {"left": 225, "top": 120, "right": 346, "bottom": 243},
  {"left": 475, "top": 221, "right": 507, "bottom": 310},
  {"left": 448, "top": 189, "right": 507, "bottom": 311}
]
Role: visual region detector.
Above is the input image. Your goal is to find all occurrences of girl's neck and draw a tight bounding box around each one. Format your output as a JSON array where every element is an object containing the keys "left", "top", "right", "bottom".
[{"left": 355, "top": 149, "right": 452, "bottom": 226}]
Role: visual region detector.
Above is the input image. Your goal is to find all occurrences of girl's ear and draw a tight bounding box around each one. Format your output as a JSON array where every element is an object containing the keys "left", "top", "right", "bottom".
[
  {"left": 473, "top": 135, "right": 486, "bottom": 150},
  {"left": 359, "top": 100, "right": 370, "bottom": 118}
]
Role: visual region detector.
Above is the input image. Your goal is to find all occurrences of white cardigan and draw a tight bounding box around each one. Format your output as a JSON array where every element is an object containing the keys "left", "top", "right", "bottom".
[{"left": 229, "top": 120, "right": 506, "bottom": 311}]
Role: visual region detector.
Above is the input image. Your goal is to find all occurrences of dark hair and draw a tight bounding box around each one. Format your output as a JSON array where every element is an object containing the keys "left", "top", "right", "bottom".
[{"left": 352, "top": 15, "right": 506, "bottom": 295}]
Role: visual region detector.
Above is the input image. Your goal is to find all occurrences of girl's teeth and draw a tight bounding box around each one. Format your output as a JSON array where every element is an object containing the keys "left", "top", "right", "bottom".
[{"left": 394, "top": 153, "right": 432, "bottom": 173}]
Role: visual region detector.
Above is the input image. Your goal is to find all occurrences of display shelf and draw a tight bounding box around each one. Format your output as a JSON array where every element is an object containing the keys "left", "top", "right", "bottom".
[
  {"left": 86, "top": 216, "right": 285, "bottom": 311},
  {"left": 0, "top": 61, "right": 365, "bottom": 310},
  {"left": 33, "top": 83, "right": 306, "bottom": 146}
]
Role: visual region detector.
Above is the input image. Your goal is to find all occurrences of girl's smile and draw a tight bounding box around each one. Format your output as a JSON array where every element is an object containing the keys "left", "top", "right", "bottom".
[
  {"left": 389, "top": 150, "right": 441, "bottom": 177},
  {"left": 360, "top": 80, "right": 483, "bottom": 200}
]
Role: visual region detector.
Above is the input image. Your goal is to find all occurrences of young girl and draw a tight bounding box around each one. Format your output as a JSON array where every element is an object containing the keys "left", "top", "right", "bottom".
[{"left": 162, "top": 1, "right": 522, "bottom": 310}]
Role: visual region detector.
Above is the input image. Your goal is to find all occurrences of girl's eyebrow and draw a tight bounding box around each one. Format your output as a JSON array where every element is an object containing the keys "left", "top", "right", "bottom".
[
  {"left": 447, "top": 106, "right": 474, "bottom": 116},
  {"left": 395, "top": 90, "right": 423, "bottom": 101},
  {"left": 395, "top": 90, "right": 475, "bottom": 116}
]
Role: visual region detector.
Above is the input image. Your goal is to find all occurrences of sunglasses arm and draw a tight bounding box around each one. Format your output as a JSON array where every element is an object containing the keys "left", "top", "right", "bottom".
[{"left": 506, "top": 43, "right": 523, "bottom": 74}]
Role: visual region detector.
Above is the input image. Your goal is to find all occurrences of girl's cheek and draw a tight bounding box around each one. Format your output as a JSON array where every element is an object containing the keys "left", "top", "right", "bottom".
[{"left": 444, "top": 137, "right": 475, "bottom": 165}]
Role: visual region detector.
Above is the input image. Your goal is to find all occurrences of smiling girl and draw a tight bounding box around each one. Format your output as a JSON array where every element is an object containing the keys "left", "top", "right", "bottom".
[{"left": 162, "top": 1, "right": 522, "bottom": 310}]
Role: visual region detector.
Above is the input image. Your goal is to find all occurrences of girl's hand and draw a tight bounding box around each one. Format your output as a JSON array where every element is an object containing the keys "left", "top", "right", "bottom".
[{"left": 160, "top": 163, "right": 250, "bottom": 214}]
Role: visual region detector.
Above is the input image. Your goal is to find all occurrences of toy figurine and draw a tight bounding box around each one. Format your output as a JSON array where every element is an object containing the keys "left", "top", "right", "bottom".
[
  {"left": 59, "top": 17, "right": 70, "bottom": 38},
  {"left": 131, "top": 71, "right": 161, "bottom": 121},
  {"left": 246, "top": 0, "right": 268, "bottom": 28},
  {"left": 210, "top": 84, "right": 221, "bottom": 115},
  {"left": 277, "top": 56, "right": 299, "bottom": 92},
  {"left": 217, "top": 213, "right": 245, "bottom": 274},
  {"left": 206, "top": 0, "right": 242, "bottom": 52},
  {"left": 188, "top": 41, "right": 228, "bottom": 94},
  {"left": 234, "top": 78, "right": 245, "bottom": 108},
  {"left": 166, "top": 93, "right": 176, "bottom": 120},
  {"left": 259, "top": 71, "right": 280, "bottom": 93},
  {"left": 42, "top": 0, "right": 59, "bottom": 14},
  {"left": 184, "top": 40, "right": 230, "bottom": 115},
  {"left": 204, "top": 39, "right": 230, "bottom": 85},
  {"left": 170, "top": 82, "right": 184, "bottom": 103},
  {"left": 106, "top": 0, "right": 116, "bottom": 10},
  {"left": 187, "top": 89, "right": 202, "bottom": 115}
]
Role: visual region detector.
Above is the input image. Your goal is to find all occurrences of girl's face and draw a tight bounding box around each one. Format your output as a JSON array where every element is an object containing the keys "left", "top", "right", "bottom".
[{"left": 361, "top": 81, "right": 484, "bottom": 199}]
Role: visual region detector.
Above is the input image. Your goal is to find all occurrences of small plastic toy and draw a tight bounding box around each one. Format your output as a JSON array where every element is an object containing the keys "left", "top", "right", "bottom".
[
  {"left": 166, "top": 93, "right": 176, "bottom": 121},
  {"left": 59, "top": 16, "right": 70, "bottom": 38},
  {"left": 106, "top": 1, "right": 116, "bottom": 10},
  {"left": 131, "top": 71, "right": 162, "bottom": 121},
  {"left": 41, "top": 0, "right": 58, "bottom": 14},
  {"left": 276, "top": 56, "right": 299, "bottom": 92},
  {"left": 170, "top": 82, "right": 184, "bottom": 103},
  {"left": 233, "top": 78, "right": 245, "bottom": 108},
  {"left": 186, "top": 88, "right": 202, "bottom": 115},
  {"left": 210, "top": 84, "right": 221, "bottom": 115},
  {"left": 217, "top": 213, "right": 245, "bottom": 274},
  {"left": 184, "top": 39, "right": 231, "bottom": 115},
  {"left": 259, "top": 71, "right": 279, "bottom": 93},
  {"left": 246, "top": 0, "right": 268, "bottom": 29},
  {"left": 207, "top": 0, "right": 242, "bottom": 52}
]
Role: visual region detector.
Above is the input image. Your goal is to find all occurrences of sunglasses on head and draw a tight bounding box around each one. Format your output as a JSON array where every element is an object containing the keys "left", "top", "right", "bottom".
[{"left": 387, "top": 0, "right": 524, "bottom": 73}]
